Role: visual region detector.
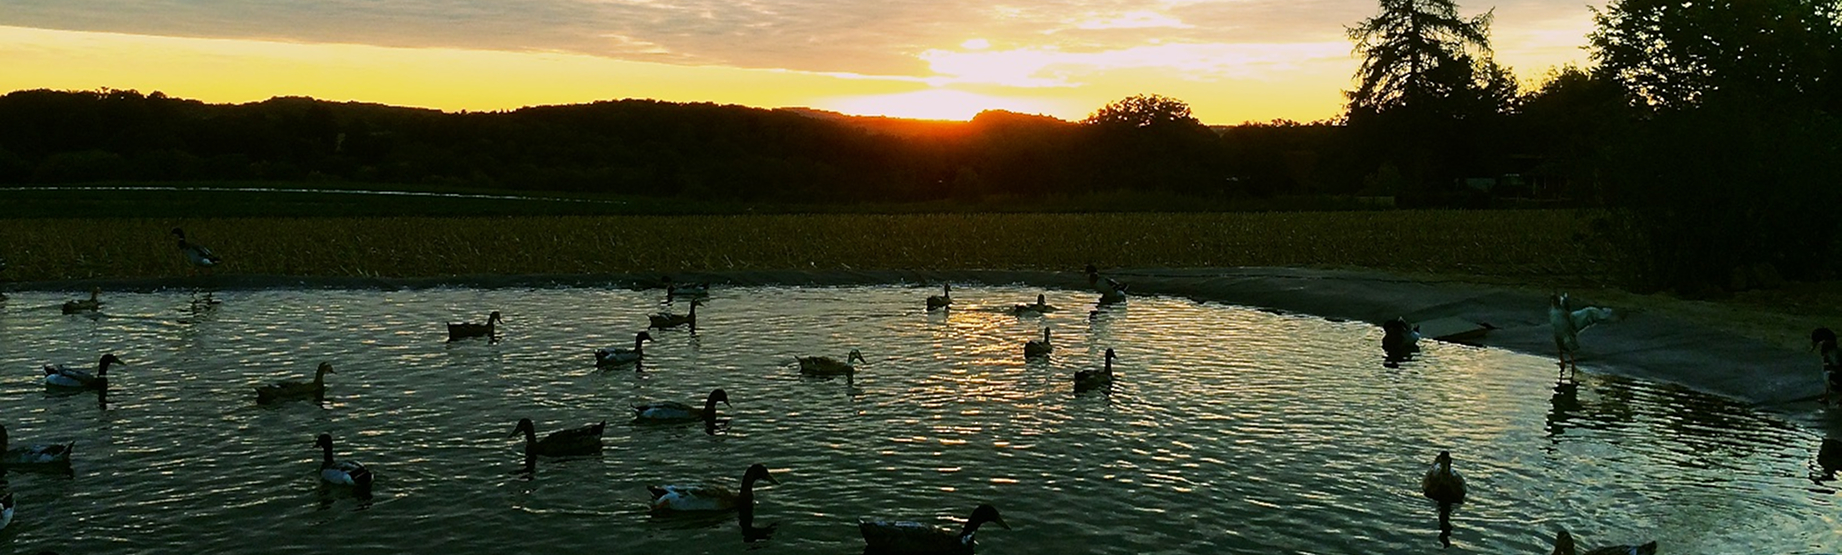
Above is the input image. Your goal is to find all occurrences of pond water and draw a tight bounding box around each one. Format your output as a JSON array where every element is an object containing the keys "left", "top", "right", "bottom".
[{"left": 0, "top": 285, "right": 1835, "bottom": 554}]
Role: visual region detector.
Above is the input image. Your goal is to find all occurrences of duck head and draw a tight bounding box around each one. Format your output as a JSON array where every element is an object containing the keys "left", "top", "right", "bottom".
[
  {"left": 1104, "top": 348, "right": 1117, "bottom": 361},
  {"left": 315, "top": 362, "right": 336, "bottom": 376},
  {"left": 488, "top": 311, "right": 504, "bottom": 325},
  {"left": 636, "top": 331, "right": 655, "bottom": 344},
  {"left": 509, "top": 418, "right": 537, "bottom": 439},
  {"left": 98, "top": 353, "right": 127, "bottom": 374},
  {"left": 1551, "top": 528, "right": 1576, "bottom": 555},
  {"left": 1037, "top": 294, "right": 1047, "bottom": 305},
  {"left": 741, "top": 463, "right": 780, "bottom": 488},
  {"left": 706, "top": 389, "right": 732, "bottom": 408},
  {"left": 967, "top": 503, "right": 1011, "bottom": 533},
  {"left": 314, "top": 433, "right": 335, "bottom": 450},
  {"left": 1550, "top": 292, "right": 1570, "bottom": 311},
  {"left": 171, "top": 228, "right": 187, "bottom": 240},
  {"left": 1814, "top": 327, "right": 1837, "bottom": 351},
  {"left": 847, "top": 348, "right": 867, "bottom": 365},
  {"left": 1434, "top": 450, "right": 1453, "bottom": 469}
]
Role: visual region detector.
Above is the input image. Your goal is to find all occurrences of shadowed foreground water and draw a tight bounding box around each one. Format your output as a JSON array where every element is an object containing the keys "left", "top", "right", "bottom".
[{"left": 0, "top": 285, "right": 1835, "bottom": 554}]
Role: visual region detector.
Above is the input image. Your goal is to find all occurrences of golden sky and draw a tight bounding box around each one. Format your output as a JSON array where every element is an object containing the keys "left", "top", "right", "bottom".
[{"left": 0, "top": 1, "right": 1595, "bottom": 124}]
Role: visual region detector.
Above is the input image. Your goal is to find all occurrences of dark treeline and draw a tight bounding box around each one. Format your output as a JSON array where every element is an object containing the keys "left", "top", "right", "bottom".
[{"left": 0, "top": 0, "right": 1837, "bottom": 292}]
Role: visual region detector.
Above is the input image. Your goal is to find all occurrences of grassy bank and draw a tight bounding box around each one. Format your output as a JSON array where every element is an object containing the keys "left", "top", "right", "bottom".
[{"left": 1, "top": 211, "right": 1604, "bottom": 282}]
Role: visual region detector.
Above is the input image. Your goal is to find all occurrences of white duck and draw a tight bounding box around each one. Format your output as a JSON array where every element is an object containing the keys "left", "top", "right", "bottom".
[
  {"left": 1550, "top": 293, "right": 1615, "bottom": 379},
  {"left": 1086, "top": 264, "right": 1128, "bottom": 304},
  {"left": 859, "top": 503, "right": 1010, "bottom": 554},
  {"left": 43, "top": 353, "right": 127, "bottom": 389},
  {"left": 595, "top": 331, "right": 654, "bottom": 367},
  {"left": 648, "top": 462, "right": 778, "bottom": 513},
  {"left": 313, "top": 433, "right": 374, "bottom": 490},
  {"left": 634, "top": 389, "right": 730, "bottom": 423}
]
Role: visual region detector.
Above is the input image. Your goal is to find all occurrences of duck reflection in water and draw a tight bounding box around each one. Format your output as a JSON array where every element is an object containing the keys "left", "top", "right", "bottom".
[
  {"left": 1813, "top": 426, "right": 1842, "bottom": 486},
  {"left": 1546, "top": 380, "right": 1581, "bottom": 440}
]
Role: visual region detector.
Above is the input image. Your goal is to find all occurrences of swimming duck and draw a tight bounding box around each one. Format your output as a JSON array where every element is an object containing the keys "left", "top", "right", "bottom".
[
  {"left": 1086, "top": 264, "right": 1128, "bottom": 304},
  {"left": 649, "top": 300, "right": 700, "bottom": 329},
  {"left": 926, "top": 284, "right": 952, "bottom": 310},
  {"left": 0, "top": 424, "right": 74, "bottom": 468},
  {"left": 509, "top": 418, "right": 605, "bottom": 458},
  {"left": 1381, "top": 317, "right": 1421, "bottom": 359},
  {"left": 595, "top": 331, "right": 654, "bottom": 367},
  {"left": 664, "top": 276, "right": 710, "bottom": 299},
  {"left": 447, "top": 311, "right": 503, "bottom": 341},
  {"left": 634, "top": 389, "right": 730, "bottom": 423},
  {"left": 1420, "top": 450, "right": 1467, "bottom": 504},
  {"left": 313, "top": 433, "right": 373, "bottom": 489},
  {"left": 0, "top": 491, "right": 12, "bottom": 531},
  {"left": 43, "top": 353, "right": 126, "bottom": 389},
  {"left": 799, "top": 349, "right": 866, "bottom": 381},
  {"left": 255, "top": 362, "right": 335, "bottom": 404},
  {"left": 61, "top": 287, "right": 101, "bottom": 314},
  {"left": 1009, "top": 294, "right": 1056, "bottom": 315},
  {"left": 1550, "top": 293, "right": 1615, "bottom": 379},
  {"left": 172, "top": 228, "right": 223, "bottom": 268},
  {"left": 1024, "top": 328, "right": 1053, "bottom": 358},
  {"left": 859, "top": 503, "right": 1010, "bottom": 554},
  {"left": 1074, "top": 348, "right": 1117, "bottom": 393},
  {"left": 1551, "top": 528, "right": 1657, "bottom": 555},
  {"left": 649, "top": 462, "right": 779, "bottom": 513}
]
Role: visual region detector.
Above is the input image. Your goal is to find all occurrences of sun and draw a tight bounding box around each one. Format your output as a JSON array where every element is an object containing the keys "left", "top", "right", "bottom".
[{"left": 818, "top": 88, "right": 1061, "bottom": 121}]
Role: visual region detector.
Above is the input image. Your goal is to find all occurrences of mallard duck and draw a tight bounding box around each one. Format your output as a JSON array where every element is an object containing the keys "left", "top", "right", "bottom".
[
  {"left": 61, "top": 287, "right": 101, "bottom": 314},
  {"left": 1023, "top": 328, "right": 1053, "bottom": 358},
  {"left": 1421, "top": 450, "right": 1467, "bottom": 504},
  {"left": 664, "top": 276, "right": 710, "bottom": 299},
  {"left": 510, "top": 418, "right": 605, "bottom": 458},
  {"left": 447, "top": 311, "right": 503, "bottom": 341},
  {"left": 799, "top": 349, "right": 866, "bottom": 381},
  {"left": 926, "top": 284, "right": 952, "bottom": 310},
  {"left": 649, "top": 462, "right": 778, "bottom": 513},
  {"left": 595, "top": 331, "right": 654, "bottom": 367},
  {"left": 1551, "top": 528, "right": 1657, "bottom": 555},
  {"left": 1086, "top": 264, "right": 1128, "bottom": 304},
  {"left": 0, "top": 424, "right": 74, "bottom": 468},
  {"left": 43, "top": 353, "right": 126, "bottom": 389},
  {"left": 859, "top": 503, "right": 1010, "bottom": 554},
  {"left": 313, "top": 433, "right": 373, "bottom": 489},
  {"left": 172, "top": 228, "right": 223, "bottom": 268},
  {"left": 1550, "top": 293, "right": 1616, "bottom": 379},
  {"left": 255, "top": 362, "right": 334, "bottom": 404},
  {"left": 0, "top": 491, "right": 13, "bottom": 531},
  {"left": 1381, "top": 317, "right": 1421, "bottom": 360},
  {"left": 634, "top": 389, "right": 730, "bottom": 423},
  {"left": 649, "top": 300, "right": 700, "bottom": 329},
  {"left": 1074, "top": 348, "right": 1116, "bottom": 393},
  {"left": 1009, "top": 294, "right": 1056, "bottom": 315}
]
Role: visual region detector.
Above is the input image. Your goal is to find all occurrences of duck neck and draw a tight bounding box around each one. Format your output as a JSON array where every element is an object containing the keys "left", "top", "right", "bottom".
[
  {"left": 97, "top": 358, "right": 112, "bottom": 377},
  {"left": 521, "top": 427, "right": 538, "bottom": 446},
  {"left": 702, "top": 397, "right": 720, "bottom": 420},
  {"left": 313, "top": 368, "right": 329, "bottom": 387},
  {"left": 320, "top": 442, "right": 337, "bottom": 468}
]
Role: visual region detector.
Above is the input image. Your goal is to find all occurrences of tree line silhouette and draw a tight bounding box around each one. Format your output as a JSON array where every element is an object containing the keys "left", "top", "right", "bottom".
[{"left": 0, "top": 0, "right": 1835, "bottom": 292}]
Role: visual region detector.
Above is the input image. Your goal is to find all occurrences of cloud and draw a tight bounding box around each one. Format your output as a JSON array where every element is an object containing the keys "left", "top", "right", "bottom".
[{"left": 4, "top": 0, "right": 1593, "bottom": 77}]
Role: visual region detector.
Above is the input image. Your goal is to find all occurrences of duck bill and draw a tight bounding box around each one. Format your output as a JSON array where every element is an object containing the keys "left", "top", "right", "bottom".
[{"left": 992, "top": 515, "right": 1011, "bottom": 530}]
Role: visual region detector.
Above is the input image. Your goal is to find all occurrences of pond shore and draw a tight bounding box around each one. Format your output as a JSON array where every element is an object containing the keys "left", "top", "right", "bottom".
[{"left": 7, "top": 266, "right": 1835, "bottom": 426}]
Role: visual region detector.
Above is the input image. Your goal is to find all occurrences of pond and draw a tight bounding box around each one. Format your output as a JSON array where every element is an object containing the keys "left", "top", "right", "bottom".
[{"left": 0, "top": 285, "right": 1835, "bottom": 554}]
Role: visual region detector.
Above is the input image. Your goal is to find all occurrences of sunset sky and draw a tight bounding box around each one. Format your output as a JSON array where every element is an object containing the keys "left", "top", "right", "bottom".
[{"left": 0, "top": 1, "right": 1597, "bottom": 124}]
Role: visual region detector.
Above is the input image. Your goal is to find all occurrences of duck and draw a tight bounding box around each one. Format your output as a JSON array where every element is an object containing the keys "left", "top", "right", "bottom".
[
  {"left": 1023, "top": 328, "right": 1053, "bottom": 358},
  {"left": 649, "top": 300, "right": 700, "bottom": 329},
  {"left": 509, "top": 418, "right": 605, "bottom": 458},
  {"left": 447, "top": 311, "right": 503, "bottom": 341},
  {"left": 172, "top": 228, "right": 223, "bottom": 268},
  {"left": 664, "top": 276, "right": 710, "bottom": 299},
  {"left": 859, "top": 503, "right": 1010, "bottom": 554},
  {"left": 60, "top": 287, "right": 101, "bottom": 314},
  {"left": 1420, "top": 450, "right": 1467, "bottom": 504},
  {"left": 1086, "top": 264, "right": 1128, "bottom": 304},
  {"left": 1551, "top": 528, "right": 1657, "bottom": 555},
  {"left": 1074, "top": 348, "right": 1117, "bottom": 393},
  {"left": 799, "top": 348, "right": 866, "bottom": 381},
  {"left": 595, "top": 331, "right": 654, "bottom": 367},
  {"left": 255, "top": 362, "right": 335, "bottom": 404},
  {"left": 926, "top": 284, "right": 952, "bottom": 310},
  {"left": 1009, "top": 294, "right": 1056, "bottom": 315},
  {"left": 1814, "top": 327, "right": 1840, "bottom": 404},
  {"left": 649, "top": 462, "right": 779, "bottom": 513},
  {"left": 0, "top": 491, "right": 12, "bottom": 531},
  {"left": 634, "top": 389, "right": 730, "bottom": 423},
  {"left": 1381, "top": 317, "right": 1421, "bottom": 360},
  {"left": 0, "top": 424, "right": 74, "bottom": 468},
  {"left": 1550, "top": 293, "right": 1616, "bottom": 379},
  {"left": 313, "top": 433, "right": 373, "bottom": 489},
  {"left": 43, "top": 353, "right": 126, "bottom": 389}
]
